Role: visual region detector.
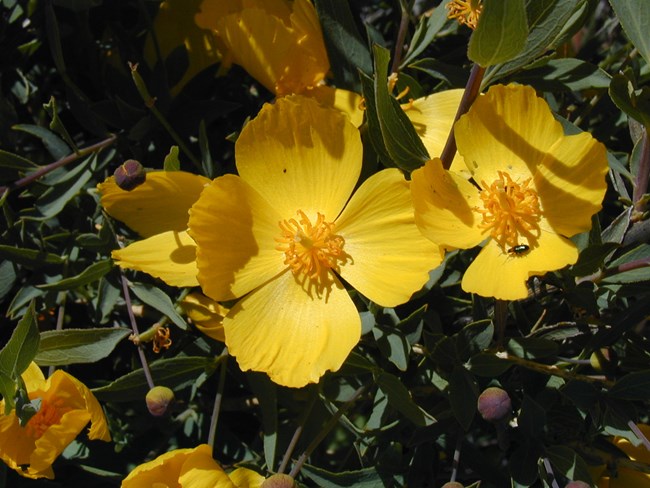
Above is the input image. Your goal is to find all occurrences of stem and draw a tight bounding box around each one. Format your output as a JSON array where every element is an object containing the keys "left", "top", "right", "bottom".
[
  {"left": 129, "top": 62, "right": 201, "bottom": 170},
  {"left": 542, "top": 457, "right": 560, "bottom": 488},
  {"left": 0, "top": 134, "right": 117, "bottom": 198},
  {"left": 278, "top": 386, "right": 318, "bottom": 474},
  {"left": 439, "top": 63, "right": 486, "bottom": 169},
  {"left": 288, "top": 385, "right": 367, "bottom": 479},
  {"left": 629, "top": 421, "right": 650, "bottom": 453},
  {"left": 633, "top": 128, "right": 650, "bottom": 212},
  {"left": 494, "top": 300, "right": 508, "bottom": 349},
  {"left": 390, "top": 0, "right": 412, "bottom": 75},
  {"left": 450, "top": 429, "right": 463, "bottom": 482},
  {"left": 120, "top": 272, "right": 155, "bottom": 390},
  {"left": 207, "top": 353, "right": 229, "bottom": 450}
]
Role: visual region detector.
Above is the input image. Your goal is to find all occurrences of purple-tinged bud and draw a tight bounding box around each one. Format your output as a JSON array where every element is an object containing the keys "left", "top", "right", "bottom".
[
  {"left": 145, "top": 386, "right": 174, "bottom": 416},
  {"left": 260, "top": 474, "right": 296, "bottom": 488},
  {"left": 441, "top": 482, "right": 464, "bottom": 488},
  {"left": 477, "top": 387, "right": 512, "bottom": 423},
  {"left": 564, "top": 481, "right": 591, "bottom": 488},
  {"left": 114, "top": 159, "right": 146, "bottom": 191}
]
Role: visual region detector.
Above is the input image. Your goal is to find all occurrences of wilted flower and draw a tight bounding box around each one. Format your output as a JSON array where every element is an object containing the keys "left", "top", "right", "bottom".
[
  {"left": 446, "top": 0, "right": 483, "bottom": 30},
  {"left": 411, "top": 84, "right": 608, "bottom": 300},
  {"left": 187, "top": 95, "right": 441, "bottom": 387},
  {"left": 122, "top": 444, "right": 264, "bottom": 488},
  {"left": 0, "top": 362, "right": 110, "bottom": 479}
]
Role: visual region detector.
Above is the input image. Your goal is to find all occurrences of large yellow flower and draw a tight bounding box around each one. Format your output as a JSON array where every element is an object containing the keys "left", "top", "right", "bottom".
[
  {"left": 122, "top": 444, "right": 264, "bottom": 488},
  {"left": 194, "top": 0, "right": 364, "bottom": 126},
  {"left": 411, "top": 84, "right": 608, "bottom": 300},
  {"left": 594, "top": 425, "right": 650, "bottom": 487},
  {"left": 187, "top": 95, "right": 441, "bottom": 387},
  {"left": 0, "top": 362, "right": 110, "bottom": 479}
]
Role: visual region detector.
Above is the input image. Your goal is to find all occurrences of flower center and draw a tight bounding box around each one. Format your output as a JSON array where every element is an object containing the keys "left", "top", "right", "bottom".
[
  {"left": 276, "top": 210, "right": 346, "bottom": 285},
  {"left": 474, "top": 171, "right": 542, "bottom": 250},
  {"left": 24, "top": 398, "right": 68, "bottom": 439},
  {"left": 446, "top": 0, "right": 483, "bottom": 30}
]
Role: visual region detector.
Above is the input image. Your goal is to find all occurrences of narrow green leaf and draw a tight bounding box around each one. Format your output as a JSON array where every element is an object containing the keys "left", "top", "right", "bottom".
[
  {"left": 372, "top": 325, "right": 409, "bottom": 371},
  {"left": 12, "top": 123, "right": 70, "bottom": 160},
  {"left": 546, "top": 445, "right": 593, "bottom": 484},
  {"left": 609, "top": 72, "right": 650, "bottom": 127},
  {"left": 376, "top": 372, "right": 435, "bottom": 426},
  {"left": 129, "top": 282, "right": 187, "bottom": 330},
  {"left": 163, "top": 146, "right": 180, "bottom": 172},
  {"left": 0, "top": 302, "right": 40, "bottom": 407},
  {"left": 43, "top": 96, "right": 77, "bottom": 151},
  {"left": 92, "top": 356, "right": 218, "bottom": 402},
  {"left": 34, "top": 328, "right": 130, "bottom": 366},
  {"left": 37, "top": 259, "right": 112, "bottom": 291},
  {"left": 301, "top": 464, "right": 382, "bottom": 488},
  {"left": 507, "top": 337, "right": 558, "bottom": 359},
  {"left": 400, "top": 0, "right": 451, "bottom": 68},
  {"left": 568, "top": 243, "right": 619, "bottom": 277},
  {"left": 359, "top": 71, "right": 393, "bottom": 165},
  {"left": 513, "top": 58, "right": 610, "bottom": 92},
  {"left": 373, "top": 45, "right": 430, "bottom": 171},
  {"left": 449, "top": 366, "right": 479, "bottom": 431},
  {"left": 467, "top": 353, "right": 512, "bottom": 377},
  {"left": 468, "top": 0, "right": 528, "bottom": 67},
  {"left": 0, "top": 149, "right": 38, "bottom": 170},
  {"left": 610, "top": 0, "right": 650, "bottom": 64}
]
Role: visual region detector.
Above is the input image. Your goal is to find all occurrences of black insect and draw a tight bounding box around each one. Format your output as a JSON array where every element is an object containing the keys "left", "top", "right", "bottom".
[{"left": 508, "top": 244, "right": 530, "bottom": 255}]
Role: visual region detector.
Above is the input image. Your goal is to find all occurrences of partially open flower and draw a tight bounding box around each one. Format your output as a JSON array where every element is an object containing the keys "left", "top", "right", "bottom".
[
  {"left": 145, "top": 386, "right": 175, "bottom": 416},
  {"left": 0, "top": 363, "right": 110, "bottom": 479}
]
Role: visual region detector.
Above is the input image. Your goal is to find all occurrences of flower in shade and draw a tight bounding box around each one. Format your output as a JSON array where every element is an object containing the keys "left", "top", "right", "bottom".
[
  {"left": 411, "top": 84, "right": 608, "bottom": 300},
  {"left": 446, "top": 0, "right": 483, "bottom": 30},
  {"left": 122, "top": 444, "right": 264, "bottom": 488},
  {"left": 180, "top": 292, "right": 228, "bottom": 342},
  {"left": 0, "top": 362, "right": 111, "bottom": 479},
  {"left": 194, "top": 0, "right": 364, "bottom": 126},
  {"left": 187, "top": 95, "right": 441, "bottom": 387},
  {"left": 593, "top": 425, "right": 650, "bottom": 487}
]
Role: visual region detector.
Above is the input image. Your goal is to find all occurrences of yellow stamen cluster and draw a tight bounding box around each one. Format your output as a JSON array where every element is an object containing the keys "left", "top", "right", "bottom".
[
  {"left": 25, "top": 399, "right": 68, "bottom": 439},
  {"left": 276, "top": 210, "right": 346, "bottom": 285},
  {"left": 475, "top": 171, "right": 541, "bottom": 249},
  {"left": 446, "top": 0, "right": 483, "bottom": 30}
]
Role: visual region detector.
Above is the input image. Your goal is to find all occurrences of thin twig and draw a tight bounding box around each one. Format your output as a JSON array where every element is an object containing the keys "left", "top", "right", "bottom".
[
  {"left": 278, "top": 385, "right": 318, "bottom": 474},
  {"left": 450, "top": 428, "right": 463, "bottom": 482},
  {"left": 629, "top": 421, "right": 650, "bottom": 453},
  {"left": 207, "top": 353, "right": 229, "bottom": 450},
  {"left": 542, "top": 456, "right": 560, "bottom": 488},
  {"left": 390, "top": 0, "right": 412, "bottom": 75}
]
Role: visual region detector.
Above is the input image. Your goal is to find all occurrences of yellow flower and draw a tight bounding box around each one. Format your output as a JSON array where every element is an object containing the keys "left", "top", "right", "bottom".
[
  {"left": 411, "top": 84, "right": 608, "bottom": 300},
  {"left": 122, "top": 444, "right": 264, "bottom": 488},
  {"left": 194, "top": 0, "right": 364, "bottom": 126},
  {"left": 446, "top": 0, "right": 483, "bottom": 30},
  {"left": 595, "top": 425, "right": 650, "bottom": 487},
  {"left": 0, "top": 363, "right": 110, "bottom": 479},
  {"left": 180, "top": 292, "right": 228, "bottom": 342},
  {"left": 144, "top": 0, "right": 225, "bottom": 96},
  {"left": 99, "top": 170, "right": 211, "bottom": 287}
]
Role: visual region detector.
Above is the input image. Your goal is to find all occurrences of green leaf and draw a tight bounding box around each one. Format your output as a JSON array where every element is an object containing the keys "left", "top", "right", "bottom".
[
  {"left": 467, "top": 352, "right": 512, "bottom": 377},
  {"left": 507, "top": 337, "right": 558, "bottom": 359},
  {"left": 518, "top": 395, "right": 546, "bottom": 439},
  {"left": 37, "top": 259, "right": 112, "bottom": 291},
  {"left": 468, "top": 0, "right": 528, "bottom": 67},
  {"left": 372, "top": 45, "right": 430, "bottom": 171},
  {"left": 314, "top": 0, "right": 372, "bottom": 92},
  {"left": 43, "top": 96, "right": 77, "bottom": 151},
  {"left": 0, "top": 149, "right": 38, "bottom": 172},
  {"left": 247, "top": 374, "right": 278, "bottom": 470},
  {"left": 568, "top": 243, "right": 619, "bottom": 276},
  {"left": 545, "top": 445, "right": 593, "bottom": 484},
  {"left": 372, "top": 325, "right": 409, "bottom": 371},
  {"left": 609, "top": 370, "right": 650, "bottom": 400},
  {"left": 34, "top": 327, "right": 130, "bottom": 366},
  {"left": 301, "top": 464, "right": 382, "bottom": 488},
  {"left": 408, "top": 58, "right": 469, "bottom": 87},
  {"left": 457, "top": 320, "right": 494, "bottom": 360},
  {"left": 163, "top": 146, "right": 181, "bottom": 172},
  {"left": 359, "top": 71, "right": 393, "bottom": 165},
  {"left": 449, "top": 366, "right": 479, "bottom": 430},
  {"left": 400, "top": 1, "right": 451, "bottom": 68},
  {"left": 560, "top": 380, "right": 600, "bottom": 411},
  {"left": 0, "top": 246, "right": 63, "bottom": 268},
  {"left": 12, "top": 123, "right": 70, "bottom": 160},
  {"left": 92, "top": 356, "right": 218, "bottom": 402},
  {"left": 484, "top": 0, "right": 581, "bottom": 85},
  {"left": 513, "top": 58, "right": 610, "bottom": 92},
  {"left": 610, "top": 0, "right": 650, "bottom": 64},
  {"left": 129, "top": 282, "right": 187, "bottom": 330},
  {"left": 376, "top": 372, "right": 435, "bottom": 426},
  {"left": 609, "top": 72, "right": 650, "bottom": 127},
  {"left": 509, "top": 439, "right": 542, "bottom": 485}
]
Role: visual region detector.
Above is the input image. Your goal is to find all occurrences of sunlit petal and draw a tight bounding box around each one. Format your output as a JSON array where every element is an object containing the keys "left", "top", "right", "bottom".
[
  {"left": 306, "top": 85, "right": 365, "bottom": 127},
  {"left": 112, "top": 230, "right": 199, "bottom": 287},
  {"left": 335, "top": 169, "right": 442, "bottom": 306},
  {"left": 224, "top": 270, "right": 360, "bottom": 388}
]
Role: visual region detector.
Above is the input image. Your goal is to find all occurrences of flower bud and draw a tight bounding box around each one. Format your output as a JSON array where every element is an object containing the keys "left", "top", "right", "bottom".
[
  {"left": 441, "top": 482, "right": 464, "bottom": 488},
  {"left": 477, "top": 387, "right": 512, "bottom": 423},
  {"left": 564, "top": 481, "right": 591, "bottom": 488},
  {"left": 145, "top": 386, "right": 175, "bottom": 416},
  {"left": 114, "top": 159, "right": 146, "bottom": 191},
  {"left": 589, "top": 348, "right": 616, "bottom": 372},
  {"left": 260, "top": 474, "right": 296, "bottom": 488}
]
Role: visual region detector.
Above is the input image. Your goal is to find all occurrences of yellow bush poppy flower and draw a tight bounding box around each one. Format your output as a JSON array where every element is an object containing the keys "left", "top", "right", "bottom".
[
  {"left": 194, "top": 0, "right": 364, "bottom": 125},
  {"left": 99, "top": 170, "right": 211, "bottom": 287},
  {"left": 187, "top": 95, "right": 442, "bottom": 388},
  {"left": 0, "top": 362, "right": 110, "bottom": 479},
  {"left": 411, "top": 84, "right": 608, "bottom": 300},
  {"left": 594, "top": 425, "right": 650, "bottom": 487},
  {"left": 180, "top": 292, "right": 228, "bottom": 342},
  {"left": 122, "top": 444, "right": 264, "bottom": 488}
]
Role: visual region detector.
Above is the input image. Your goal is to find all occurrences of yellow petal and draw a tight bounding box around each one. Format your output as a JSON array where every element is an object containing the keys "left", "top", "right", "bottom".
[
  {"left": 461, "top": 228, "right": 578, "bottom": 300},
  {"left": 455, "top": 84, "right": 564, "bottom": 184},
  {"left": 180, "top": 292, "right": 228, "bottom": 342},
  {"left": 405, "top": 89, "right": 464, "bottom": 168},
  {"left": 188, "top": 175, "right": 285, "bottom": 300},
  {"left": 236, "top": 95, "right": 362, "bottom": 222},
  {"left": 228, "top": 467, "right": 266, "bottom": 488},
  {"left": 535, "top": 131, "right": 608, "bottom": 237},
  {"left": 99, "top": 171, "right": 210, "bottom": 238},
  {"left": 21, "top": 362, "right": 45, "bottom": 392},
  {"left": 224, "top": 270, "right": 360, "bottom": 388},
  {"left": 411, "top": 158, "right": 485, "bottom": 249},
  {"left": 0, "top": 414, "right": 41, "bottom": 477},
  {"left": 335, "top": 169, "right": 443, "bottom": 307},
  {"left": 62, "top": 372, "right": 111, "bottom": 442},
  {"left": 306, "top": 86, "right": 365, "bottom": 127},
  {"left": 112, "top": 230, "right": 199, "bottom": 287},
  {"left": 179, "top": 444, "right": 236, "bottom": 488}
]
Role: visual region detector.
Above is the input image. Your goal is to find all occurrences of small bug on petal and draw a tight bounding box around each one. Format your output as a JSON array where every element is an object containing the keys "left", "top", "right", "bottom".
[{"left": 508, "top": 244, "right": 530, "bottom": 255}]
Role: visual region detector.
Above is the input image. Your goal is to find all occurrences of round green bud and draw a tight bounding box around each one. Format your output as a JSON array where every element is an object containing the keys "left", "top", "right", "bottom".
[
  {"left": 477, "top": 386, "right": 512, "bottom": 423},
  {"left": 145, "top": 386, "right": 174, "bottom": 416},
  {"left": 260, "top": 474, "right": 296, "bottom": 488},
  {"left": 114, "top": 159, "right": 146, "bottom": 191}
]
